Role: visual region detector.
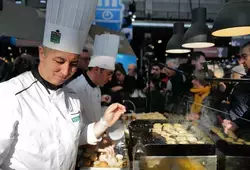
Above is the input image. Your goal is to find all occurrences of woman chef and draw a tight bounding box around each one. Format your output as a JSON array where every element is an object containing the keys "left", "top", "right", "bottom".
[{"left": 0, "top": 0, "right": 125, "bottom": 170}]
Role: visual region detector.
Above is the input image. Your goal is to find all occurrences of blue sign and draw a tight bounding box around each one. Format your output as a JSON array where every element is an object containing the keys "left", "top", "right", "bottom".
[
  {"left": 95, "top": 0, "right": 125, "bottom": 31},
  {"left": 116, "top": 53, "right": 137, "bottom": 73}
]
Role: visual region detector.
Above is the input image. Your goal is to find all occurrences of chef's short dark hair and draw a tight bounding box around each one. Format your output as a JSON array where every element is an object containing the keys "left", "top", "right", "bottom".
[
  {"left": 151, "top": 62, "right": 161, "bottom": 69},
  {"left": 82, "top": 49, "right": 89, "bottom": 53},
  {"left": 240, "top": 41, "right": 250, "bottom": 54},
  {"left": 191, "top": 51, "right": 206, "bottom": 61}
]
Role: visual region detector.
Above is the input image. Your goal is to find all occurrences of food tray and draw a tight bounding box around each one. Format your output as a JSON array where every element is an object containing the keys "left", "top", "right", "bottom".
[
  {"left": 210, "top": 127, "right": 250, "bottom": 156},
  {"left": 77, "top": 144, "right": 130, "bottom": 170},
  {"left": 128, "top": 121, "right": 215, "bottom": 156}
]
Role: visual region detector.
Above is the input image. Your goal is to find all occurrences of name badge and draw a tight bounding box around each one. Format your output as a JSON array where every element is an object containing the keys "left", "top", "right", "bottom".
[{"left": 70, "top": 111, "right": 81, "bottom": 123}]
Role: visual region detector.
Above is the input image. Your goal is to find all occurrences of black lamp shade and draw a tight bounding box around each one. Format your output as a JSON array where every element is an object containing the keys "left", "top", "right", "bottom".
[
  {"left": 182, "top": 8, "right": 214, "bottom": 48},
  {"left": 166, "top": 22, "right": 190, "bottom": 54},
  {"left": 212, "top": 0, "right": 250, "bottom": 37}
]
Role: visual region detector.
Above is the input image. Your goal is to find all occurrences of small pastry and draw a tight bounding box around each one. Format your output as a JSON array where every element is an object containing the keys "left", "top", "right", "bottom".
[
  {"left": 167, "top": 141, "right": 176, "bottom": 144},
  {"left": 173, "top": 123, "right": 183, "bottom": 128},
  {"left": 153, "top": 123, "right": 162, "bottom": 129},
  {"left": 176, "top": 137, "right": 187, "bottom": 141},
  {"left": 178, "top": 140, "right": 189, "bottom": 144},
  {"left": 244, "top": 141, "right": 250, "bottom": 145},
  {"left": 116, "top": 154, "right": 123, "bottom": 160},
  {"left": 187, "top": 136, "right": 198, "bottom": 143},
  {"left": 237, "top": 138, "right": 245, "bottom": 142},
  {"left": 196, "top": 141, "right": 205, "bottom": 144},
  {"left": 97, "top": 161, "right": 109, "bottom": 167}
]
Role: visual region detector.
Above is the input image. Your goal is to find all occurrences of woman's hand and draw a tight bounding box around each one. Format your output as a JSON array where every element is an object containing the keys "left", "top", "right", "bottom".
[
  {"left": 111, "top": 86, "right": 123, "bottom": 92},
  {"left": 222, "top": 119, "right": 238, "bottom": 134}
]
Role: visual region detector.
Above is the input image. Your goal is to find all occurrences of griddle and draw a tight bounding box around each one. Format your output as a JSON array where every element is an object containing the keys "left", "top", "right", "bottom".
[{"left": 128, "top": 120, "right": 216, "bottom": 156}]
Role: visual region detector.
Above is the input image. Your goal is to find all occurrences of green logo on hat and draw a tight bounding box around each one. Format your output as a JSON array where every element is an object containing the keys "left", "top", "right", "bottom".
[{"left": 50, "top": 30, "right": 61, "bottom": 44}]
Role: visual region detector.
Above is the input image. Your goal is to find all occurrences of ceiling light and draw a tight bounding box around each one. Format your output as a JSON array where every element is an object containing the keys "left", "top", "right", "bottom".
[
  {"left": 158, "top": 40, "right": 162, "bottom": 44},
  {"left": 212, "top": 0, "right": 250, "bottom": 37},
  {"left": 166, "top": 22, "right": 191, "bottom": 54},
  {"left": 182, "top": 8, "right": 214, "bottom": 48}
]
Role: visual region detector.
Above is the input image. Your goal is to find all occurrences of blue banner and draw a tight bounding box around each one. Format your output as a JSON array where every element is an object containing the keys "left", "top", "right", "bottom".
[{"left": 95, "top": 0, "right": 125, "bottom": 31}]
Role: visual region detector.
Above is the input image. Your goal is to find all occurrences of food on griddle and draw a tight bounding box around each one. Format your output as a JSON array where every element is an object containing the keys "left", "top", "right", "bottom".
[
  {"left": 187, "top": 136, "right": 198, "bottom": 143},
  {"left": 227, "top": 130, "right": 238, "bottom": 140},
  {"left": 173, "top": 123, "right": 183, "bottom": 128},
  {"left": 153, "top": 123, "right": 162, "bottom": 129},
  {"left": 167, "top": 141, "right": 177, "bottom": 144},
  {"left": 233, "top": 141, "right": 245, "bottom": 145},
  {"left": 237, "top": 138, "right": 245, "bottom": 142},
  {"left": 245, "top": 141, "right": 250, "bottom": 145},
  {"left": 153, "top": 123, "right": 208, "bottom": 144},
  {"left": 176, "top": 136, "right": 186, "bottom": 141},
  {"left": 210, "top": 126, "right": 250, "bottom": 145},
  {"left": 136, "top": 112, "right": 167, "bottom": 120},
  {"left": 196, "top": 141, "right": 205, "bottom": 144},
  {"left": 178, "top": 140, "right": 189, "bottom": 144}
]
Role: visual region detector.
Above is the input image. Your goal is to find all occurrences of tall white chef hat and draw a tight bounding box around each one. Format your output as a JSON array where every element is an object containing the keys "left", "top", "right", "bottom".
[
  {"left": 43, "top": 0, "right": 98, "bottom": 54},
  {"left": 88, "top": 34, "right": 120, "bottom": 70}
]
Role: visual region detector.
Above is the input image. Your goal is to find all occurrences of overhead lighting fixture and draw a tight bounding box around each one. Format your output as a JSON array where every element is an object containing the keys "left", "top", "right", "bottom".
[
  {"left": 166, "top": 22, "right": 191, "bottom": 54},
  {"left": 182, "top": 8, "right": 214, "bottom": 48},
  {"left": 212, "top": 0, "right": 250, "bottom": 37},
  {"left": 158, "top": 40, "right": 162, "bottom": 44}
]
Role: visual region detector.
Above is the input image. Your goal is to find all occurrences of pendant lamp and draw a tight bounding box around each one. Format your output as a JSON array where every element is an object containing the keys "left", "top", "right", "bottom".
[
  {"left": 212, "top": 0, "right": 250, "bottom": 37},
  {"left": 166, "top": 22, "right": 191, "bottom": 54},
  {"left": 182, "top": 7, "right": 214, "bottom": 48}
]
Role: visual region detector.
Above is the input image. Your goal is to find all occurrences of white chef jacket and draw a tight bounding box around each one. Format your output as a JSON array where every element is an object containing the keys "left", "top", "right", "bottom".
[
  {"left": 0, "top": 70, "right": 100, "bottom": 170},
  {"left": 67, "top": 73, "right": 102, "bottom": 125}
]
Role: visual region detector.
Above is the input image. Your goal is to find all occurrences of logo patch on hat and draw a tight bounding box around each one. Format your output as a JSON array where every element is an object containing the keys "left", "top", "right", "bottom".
[{"left": 50, "top": 30, "right": 61, "bottom": 44}]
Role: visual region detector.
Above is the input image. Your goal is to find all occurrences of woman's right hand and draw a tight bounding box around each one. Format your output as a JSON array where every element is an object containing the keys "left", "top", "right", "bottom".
[{"left": 111, "top": 86, "right": 123, "bottom": 92}]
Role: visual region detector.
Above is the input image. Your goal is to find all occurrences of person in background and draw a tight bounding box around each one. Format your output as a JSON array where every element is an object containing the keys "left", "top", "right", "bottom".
[
  {"left": 128, "top": 64, "right": 136, "bottom": 77},
  {"left": 127, "top": 64, "right": 145, "bottom": 98},
  {"left": 222, "top": 41, "right": 250, "bottom": 134},
  {"left": 143, "top": 62, "right": 166, "bottom": 113},
  {"left": 161, "top": 66, "right": 170, "bottom": 84},
  {"left": 165, "top": 59, "right": 184, "bottom": 112},
  {"left": 12, "top": 53, "right": 37, "bottom": 77},
  {"left": 78, "top": 49, "right": 91, "bottom": 72},
  {"left": 179, "top": 51, "right": 206, "bottom": 94},
  {"left": 0, "top": 1, "right": 125, "bottom": 169},
  {"left": 109, "top": 65, "right": 134, "bottom": 103},
  {"left": 231, "top": 65, "right": 246, "bottom": 79},
  {"left": 66, "top": 48, "right": 91, "bottom": 83},
  {"left": 187, "top": 69, "right": 219, "bottom": 131},
  {"left": 150, "top": 62, "right": 162, "bottom": 80},
  {"left": 0, "top": 56, "right": 12, "bottom": 82}
]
